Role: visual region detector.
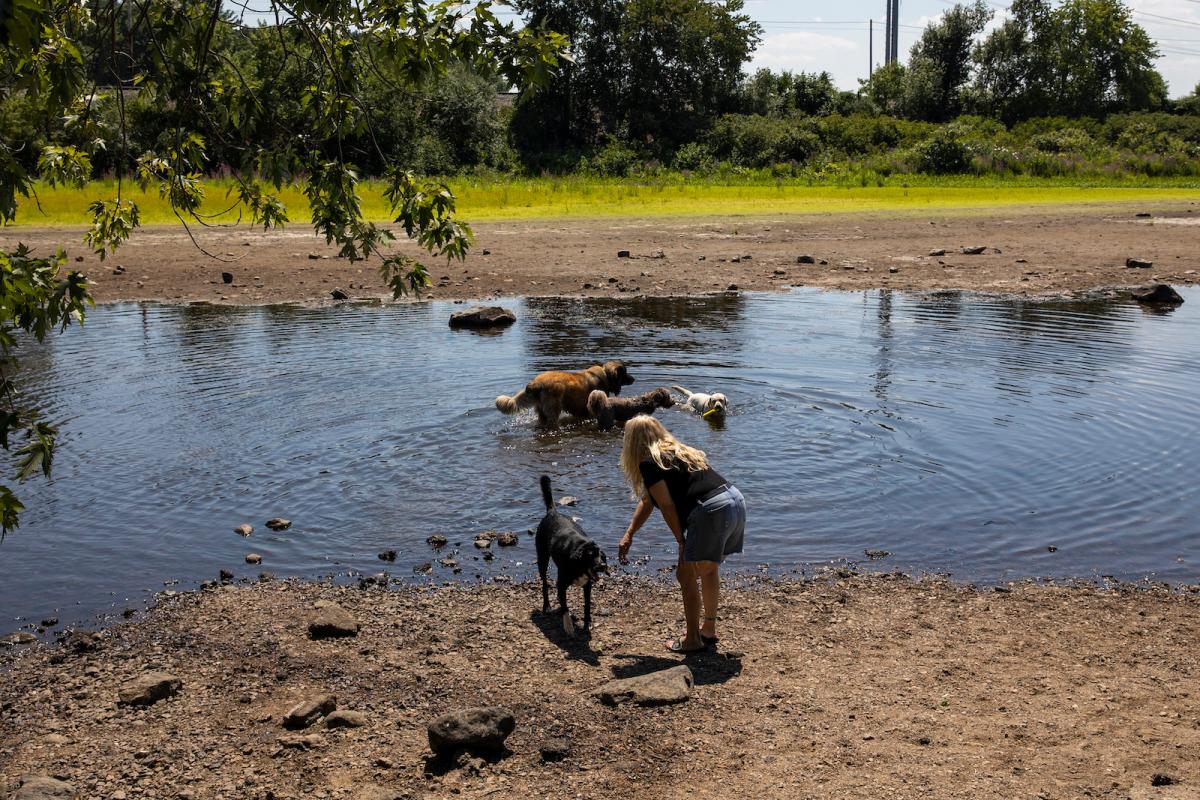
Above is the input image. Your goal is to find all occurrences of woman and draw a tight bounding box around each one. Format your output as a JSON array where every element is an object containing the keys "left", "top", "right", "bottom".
[{"left": 618, "top": 415, "right": 745, "bottom": 653}]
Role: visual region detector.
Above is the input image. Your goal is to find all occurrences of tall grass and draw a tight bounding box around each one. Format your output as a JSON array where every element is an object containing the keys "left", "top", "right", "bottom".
[{"left": 11, "top": 173, "right": 1200, "bottom": 227}]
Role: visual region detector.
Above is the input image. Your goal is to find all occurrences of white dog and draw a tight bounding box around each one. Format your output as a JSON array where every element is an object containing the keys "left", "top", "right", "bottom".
[{"left": 672, "top": 385, "right": 729, "bottom": 419}]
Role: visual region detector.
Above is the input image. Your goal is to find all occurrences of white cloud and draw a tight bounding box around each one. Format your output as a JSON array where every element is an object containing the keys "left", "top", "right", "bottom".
[{"left": 749, "top": 31, "right": 863, "bottom": 87}]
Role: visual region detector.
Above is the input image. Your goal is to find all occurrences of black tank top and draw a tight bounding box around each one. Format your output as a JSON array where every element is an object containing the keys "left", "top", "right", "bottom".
[{"left": 639, "top": 456, "right": 727, "bottom": 524}]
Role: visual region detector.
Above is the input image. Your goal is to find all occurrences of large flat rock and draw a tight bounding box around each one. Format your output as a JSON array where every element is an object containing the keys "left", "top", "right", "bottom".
[{"left": 595, "top": 665, "right": 694, "bottom": 707}]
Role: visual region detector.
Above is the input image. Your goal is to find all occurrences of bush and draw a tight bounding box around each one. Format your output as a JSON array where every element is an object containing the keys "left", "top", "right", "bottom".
[
  {"left": 707, "top": 114, "right": 822, "bottom": 168},
  {"left": 672, "top": 141, "right": 716, "bottom": 172},
  {"left": 585, "top": 138, "right": 642, "bottom": 177},
  {"left": 915, "top": 131, "right": 972, "bottom": 174},
  {"left": 1029, "top": 127, "right": 1094, "bottom": 153}
]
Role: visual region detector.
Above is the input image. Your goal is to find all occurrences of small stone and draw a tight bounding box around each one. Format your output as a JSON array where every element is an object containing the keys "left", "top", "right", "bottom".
[
  {"left": 496, "top": 532, "right": 519, "bottom": 547},
  {"left": 307, "top": 604, "right": 359, "bottom": 639},
  {"left": 117, "top": 672, "right": 182, "bottom": 707},
  {"left": 324, "top": 709, "right": 369, "bottom": 729},
  {"left": 617, "top": 250, "right": 631, "bottom": 258},
  {"left": 730, "top": 256, "right": 741, "bottom": 263},
  {"left": 378, "top": 549, "right": 397, "bottom": 562},
  {"left": 221, "top": 271, "right": 234, "bottom": 284},
  {"left": 595, "top": 665, "right": 693, "bottom": 706},
  {"left": 1135, "top": 212, "right": 1152, "bottom": 218},
  {"left": 474, "top": 538, "right": 492, "bottom": 549},
  {"left": 1151, "top": 774, "right": 1177, "bottom": 787},
  {"left": 928, "top": 249, "right": 946, "bottom": 257},
  {"left": 772, "top": 269, "right": 786, "bottom": 276},
  {"left": 558, "top": 496, "right": 578, "bottom": 507},
  {"left": 607, "top": 276, "right": 619, "bottom": 283},
  {"left": 414, "top": 562, "right": 433, "bottom": 574},
  {"left": 797, "top": 255, "right": 816, "bottom": 264},
  {"left": 583, "top": 282, "right": 594, "bottom": 289},
  {"left": 265, "top": 518, "right": 291, "bottom": 530},
  {"left": 308, "top": 253, "right": 320, "bottom": 259},
  {"left": 448, "top": 306, "right": 516, "bottom": 329},
  {"left": 697, "top": 255, "right": 706, "bottom": 261},
  {"left": 864, "top": 549, "right": 890, "bottom": 560},
  {"left": 219, "top": 569, "right": 234, "bottom": 582},
  {"left": 539, "top": 736, "right": 571, "bottom": 762},
  {"left": 426, "top": 534, "right": 448, "bottom": 548},
  {"left": 727, "top": 284, "right": 738, "bottom": 291},
  {"left": 278, "top": 732, "right": 324, "bottom": 750},
  {"left": 482, "top": 249, "right": 491, "bottom": 255},
  {"left": 650, "top": 250, "right": 665, "bottom": 259},
  {"left": 1, "top": 631, "right": 37, "bottom": 646},
  {"left": 427, "top": 707, "right": 515, "bottom": 757},
  {"left": 1047, "top": 545, "right": 1058, "bottom": 552},
  {"left": 234, "top": 524, "right": 253, "bottom": 536},
  {"left": 14, "top": 776, "right": 76, "bottom": 799},
  {"left": 961, "top": 246, "right": 987, "bottom": 255},
  {"left": 1125, "top": 258, "right": 1153, "bottom": 269},
  {"left": 888, "top": 267, "right": 899, "bottom": 274},
  {"left": 245, "top": 553, "right": 262, "bottom": 565},
  {"left": 283, "top": 695, "right": 337, "bottom": 729},
  {"left": 331, "top": 288, "right": 349, "bottom": 300},
  {"left": 40, "top": 617, "right": 58, "bottom": 628}
]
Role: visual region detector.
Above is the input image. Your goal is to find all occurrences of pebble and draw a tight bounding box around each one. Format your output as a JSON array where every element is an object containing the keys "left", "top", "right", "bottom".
[
  {"left": 234, "top": 524, "right": 253, "bottom": 536},
  {"left": 307, "top": 604, "right": 359, "bottom": 639},
  {"left": 283, "top": 695, "right": 336, "bottom": 729},
  {"left": 378, "top": 549, "right": 397, "bottom": 562},
  {"left": 265, "top": 518, "right": 291, "bottom": 531},
  {"left": 245, "top": 554, "right": 262, "bottom": 565},
  {"left": 427, "top": 534, "right": 449, "bottom": 548}
]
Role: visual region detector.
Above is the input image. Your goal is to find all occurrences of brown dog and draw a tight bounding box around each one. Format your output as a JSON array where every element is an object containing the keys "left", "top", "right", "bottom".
[
  {"left": 587, "top": 387, "right": 674, "bottom": 431},
  {"left": 496, "top": 361, "right": 634, "bottom": 426}
]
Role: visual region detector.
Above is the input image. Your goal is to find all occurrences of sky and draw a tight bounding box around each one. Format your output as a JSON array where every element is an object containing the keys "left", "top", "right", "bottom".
[{"left": 741, "top": 0, "right": 1200, "bottom": 97}]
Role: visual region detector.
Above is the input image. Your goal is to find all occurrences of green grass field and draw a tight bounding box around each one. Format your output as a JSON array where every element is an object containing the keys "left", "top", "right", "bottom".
[{"left": 11, "top": 174, "right": 1200, "bottom": 227}]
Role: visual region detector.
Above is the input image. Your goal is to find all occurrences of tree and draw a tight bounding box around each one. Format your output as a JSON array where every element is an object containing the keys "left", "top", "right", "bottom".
[
  {"left": 903, "top": 1, "right": 991, "bottom": 122},
  {"left": 511, "top": 0, "right": 760, "bottom": 156},
  {"left": 974, "top": 0, "right": 1165, "bottom": 122},
  {"left": 0, "top": 0, "right": 567, "bottom": 534}
]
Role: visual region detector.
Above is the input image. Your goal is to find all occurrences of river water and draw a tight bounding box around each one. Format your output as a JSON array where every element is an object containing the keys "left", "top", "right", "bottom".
[{"left": 2, "top": 288, "right": 1197, "bottom": 631}]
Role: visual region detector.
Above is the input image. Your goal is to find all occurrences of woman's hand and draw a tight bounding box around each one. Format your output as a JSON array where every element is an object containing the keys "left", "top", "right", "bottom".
[{"left": 618, "top": 531, "right": 633, "bottom": 564}]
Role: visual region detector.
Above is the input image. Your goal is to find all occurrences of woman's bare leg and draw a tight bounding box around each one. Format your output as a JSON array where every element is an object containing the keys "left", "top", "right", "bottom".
[
  {"left": 698, "top": 561, "right": 720, "bottom": 638},
  {"left": 675, "top": 561, "right": 704, "bottom": 650}
]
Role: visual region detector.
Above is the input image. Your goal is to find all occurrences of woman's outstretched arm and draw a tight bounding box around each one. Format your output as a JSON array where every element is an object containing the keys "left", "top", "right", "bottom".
[{"left": 618, "top": 495, "right": 654, "bottom": 563}]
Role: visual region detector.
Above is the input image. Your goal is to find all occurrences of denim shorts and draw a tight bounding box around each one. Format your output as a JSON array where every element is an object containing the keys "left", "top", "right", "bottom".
[{"left": 683, "top": 485, "right": 746, "bottom": 563}]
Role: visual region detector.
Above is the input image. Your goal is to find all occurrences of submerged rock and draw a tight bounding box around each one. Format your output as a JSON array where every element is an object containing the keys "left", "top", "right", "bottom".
[
  {"left": 245, "top": 553, "right": 262, "bottom": 565},
  {"left": 330, "top": 288, "right": 349, "bottom": 300},
  {"left": 426, "top": 534, "right": 448, "bottom": 548},
  {"left": 378, "top": 549, "right": 397, "bottom": 562},
  {"left": 117, "top": 672, "right": 182, "bottom": 707},
  {"left": 1, "top": 631, "right": 37, "bottom": 647},
  {"left": 595, "top": 665, "right": 693, "bottom": 707},
  {"left": 265, "top": 518, "right": 291, "bottom": 531},
  {"left": 1133, "top": 284, "right": 1184, "bottom": 305},
  {"left": 448, "top": 306, "right": 516, "bottom": 329},
  {"left": 496, "top": 532, "right": 519, "bottom": 547},
  {"left": 427, "top": 707, "right": 515, "bottom": 757},
  {"left": 234, "top": 524, "right": 253, "bottom": 536}
]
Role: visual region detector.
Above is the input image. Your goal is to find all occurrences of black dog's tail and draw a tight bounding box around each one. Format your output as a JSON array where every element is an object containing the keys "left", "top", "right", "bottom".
[{"left": 540, "top": 474, "right": 555, "bottom": 512}]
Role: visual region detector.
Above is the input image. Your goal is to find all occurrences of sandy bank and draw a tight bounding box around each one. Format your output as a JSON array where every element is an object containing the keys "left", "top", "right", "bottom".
[
  {"left": 2, "top": 575, "right": 1198, "bottom": 799},
  {"left": 3, "top": 203, "right": 1198, "bottom": 306}
]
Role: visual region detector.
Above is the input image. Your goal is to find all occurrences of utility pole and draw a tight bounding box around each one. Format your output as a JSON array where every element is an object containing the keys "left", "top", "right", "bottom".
[
  {"left": 869, "top": 19, "right": 874, "bottom": 77},
  {"left": 889, "top": 0, "right": 901, "bottom": 65}
]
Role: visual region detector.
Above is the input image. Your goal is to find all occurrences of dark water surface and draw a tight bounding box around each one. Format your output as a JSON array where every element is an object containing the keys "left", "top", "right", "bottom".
[{"left": 2, "top": 288, "right": 1198, "bottom": 630}]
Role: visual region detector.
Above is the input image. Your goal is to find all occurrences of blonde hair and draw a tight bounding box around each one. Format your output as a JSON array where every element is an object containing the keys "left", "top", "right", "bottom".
[{"left": 621, "top": 415, "right": 709, "bottom": 498}]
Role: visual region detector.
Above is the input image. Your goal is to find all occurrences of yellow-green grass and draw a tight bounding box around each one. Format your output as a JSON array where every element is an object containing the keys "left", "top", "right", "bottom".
[{"left": 11, "top": 176, "right": 1200, "bottom": 228}]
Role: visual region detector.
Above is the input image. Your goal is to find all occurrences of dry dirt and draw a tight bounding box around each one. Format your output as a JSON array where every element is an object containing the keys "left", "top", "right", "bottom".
[
  {"left": 2, "top": 575, "right": 1198, "bottom": 799},
  {"left": 4, "top": 203, "right": 1199, "bottom": 305}
]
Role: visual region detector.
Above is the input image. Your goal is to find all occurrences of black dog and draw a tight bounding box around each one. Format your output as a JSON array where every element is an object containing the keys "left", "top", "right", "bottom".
[
  {"left": 586, "top": 386, "right": 675, "bottom": 431},
  {"left": 536, "top": 475, "right": 608, "bottom": 636}
]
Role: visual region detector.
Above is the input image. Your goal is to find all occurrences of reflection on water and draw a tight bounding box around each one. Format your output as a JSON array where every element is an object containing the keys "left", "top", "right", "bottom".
[{"left": 2, "top": 288, "right": 1199, "bottom": 629}]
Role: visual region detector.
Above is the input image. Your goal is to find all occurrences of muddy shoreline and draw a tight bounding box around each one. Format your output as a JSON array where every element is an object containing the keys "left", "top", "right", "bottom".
[
  {"left": 2, "top": 574, "right": 1198, "bottom": 799},
  {"left": 3, "top": 203, "right": 1197, "bottom": 306}
]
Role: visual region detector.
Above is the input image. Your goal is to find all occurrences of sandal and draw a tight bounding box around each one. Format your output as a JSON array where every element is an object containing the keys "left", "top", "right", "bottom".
[{"left": 665, "top": 637, "right": 708, "bottom": 654}]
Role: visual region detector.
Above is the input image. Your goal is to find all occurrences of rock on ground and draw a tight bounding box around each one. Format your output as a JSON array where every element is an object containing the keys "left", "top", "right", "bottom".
[
  {"left": 427, "top": 707, "right": 515, "bottom": 757},
  {"left": 14, "top": 776, "right": 75, "bottom": 799},
  {"left": 307, "top": 603, "right": 359, "bottom": 639},
  {"left": 324, "top": 709, "right": 369, "bottom": 728},
  {"left": 448, "top": 306, "right": 516, "bottom": 329},
  {"left": 116, "top": 672, "right": 182, "bottom": 707},
  {"left": 283, "top": 694, "right": 337, "bottom": 729},
  {"left": 595, "top": 665, "right": 693, "bottom": 707}
]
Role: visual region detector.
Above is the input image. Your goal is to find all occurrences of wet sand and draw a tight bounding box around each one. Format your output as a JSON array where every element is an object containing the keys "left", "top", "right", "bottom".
[
  {"left": 3, "top": 202, "right": 1198, "bottom": 305},
  {"left": 2, "top": 575, "right": 1198, "bottom": 799}
]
